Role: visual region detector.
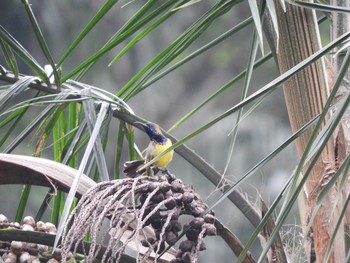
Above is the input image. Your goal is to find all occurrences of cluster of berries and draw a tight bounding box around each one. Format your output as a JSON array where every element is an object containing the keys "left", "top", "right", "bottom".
[
  {"left": 138, "top": 173, "right": 217, "bottom": 263},
  {"left": 60, "top": 172, "right": 217, "bottom": 263},
  {"left": 0, "top": 214, "right": 74, "bottom": 263}
]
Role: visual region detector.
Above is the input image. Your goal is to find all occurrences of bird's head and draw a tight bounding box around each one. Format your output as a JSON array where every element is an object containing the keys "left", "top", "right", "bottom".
[{"left": 134, "top": 122, "right": 167, "bottom": 144}]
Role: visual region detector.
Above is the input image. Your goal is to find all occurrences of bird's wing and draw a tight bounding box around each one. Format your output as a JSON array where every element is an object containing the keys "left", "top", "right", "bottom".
[{"left": 145, "top": 141, "right": 156, "bottom": 163}]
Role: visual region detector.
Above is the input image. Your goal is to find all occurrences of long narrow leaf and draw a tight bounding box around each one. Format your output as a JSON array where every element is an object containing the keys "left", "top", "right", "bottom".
[
  {"left": 279, "top": 0, "right": 286, "bottom": 12},
  {"left": 139, "top": 16, "right": 254, "bottom": 93},
  {"left": 73, "top": 0, "right": 173, "bottom": 81},
  {"left": 62, "top": 0, "right": 178, "bottom": 82},
  {"left": 108, "top": 7, "right": 176, "bottom": 66},
  {"left": 266, "top": 0, "right": 279, "bottom": 45},
  {"left": 168, "top": 52, "right": 272, "bottom": 131},
  {"left": 290, "top": 0, "right": 350, "bottom": 13},
  {"left": 211, "top": 113, "right": 319, "bottom": 223},
  {"left": 57, "top": 0, "right": 119, "bottom": 66},
  {"left": 15, "top": 185, "right": 31, "bottom": 223},
  {"left": 247, "top": 0, "right": 264, "bottom": 53},
  {"left": 21, "top": 0, "right": 60, "bottom": 85},
  {"left": 139, "top": 31, "right": 350, "bottom": 171},
  {"left": 0, "top": 106, "right": 24, "bottom": 129},
  {"left": 81, "top": 90, "right": 110, "bottom": 181},
  {"left": 0, "top": 76, "right": 39, "bottom": 112},
  {"left": 236, "top": 174, "right": 293, "bottom": 263},
  {"left": 65, "top": 80, "right": 134, "bottom": 114},
  {"left": 0, "top": 40, "right": 19, "bottom": 77},
  {"left": 54, "top": 97, "right": 110, "bottom": 248},
  {"left": 0, "top": 107, "right": 28, "bottom": 148},
  {"left": 62, "top": 119, "right": 87, "bottom": 165},
  {"left": 35, "top": 189, "right": 55, "bottom": 222},
  {"left": 110, "top": 1, "right": 196, "bottom": 85},
  {"left": 121, "top": 0, "right": 242, "bottom": 100},
  {"left": 305, "top": 95, "right": 348, "bottom": 164},
  {"left": 34, "top": 103, "right": 67, "bottom": 157},
  {"left": 3, "top": 94, "right": 69, "bottom": 153},
  {"left": 51, "top": 190, "right": 62, "bottom": 226},
  {"left": 0, "top": 94, "right": 85, "bottom": 117},
  {"left": 114, "top": 121, "right": 125, "bottom": 179},
  {"left": 223, "top": 28, "right": 260, "bottom": 176},
  {"left": 0, "top": 26, "right": 49, "bottom": 84},
  {"left": 93, "top": 110, "right": 112, "bottom": 182},
  {"left": 52, "top": 167, "right": 71, "bottom": 226}
]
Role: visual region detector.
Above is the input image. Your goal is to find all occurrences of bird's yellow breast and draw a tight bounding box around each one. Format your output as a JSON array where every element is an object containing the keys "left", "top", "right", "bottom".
[{"left": 151, "top": 139, "right": 173, "bottom": 168}]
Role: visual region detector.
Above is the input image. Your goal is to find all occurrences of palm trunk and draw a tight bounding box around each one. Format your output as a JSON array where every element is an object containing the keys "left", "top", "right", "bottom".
[{"left": 269, "top": 1, "right": 345, "bottom": 262}]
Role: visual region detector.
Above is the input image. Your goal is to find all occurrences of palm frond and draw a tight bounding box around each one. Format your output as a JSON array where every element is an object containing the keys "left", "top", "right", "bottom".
[
  {"left": 61, "top": 0, "right": 180, "bottom": 82},
  {"left": 54, "top": 98, "right": 112, "bottom": 249},
  {"left": 0, "top": 26, "right": 49, "bottom": 84},
  {"left": 21, "top": 0, "right": 60, "bottom": 85},
  {"left": 247, "top": 0, "right": 264, "bottom": 53},
  {"left": 0, "top": 40, "right": 19, "bottom": 77},
  {"left": 222, "top": 27, "right": 260, "bottom": 176},
  {"left": 58, "top": 0, "right": 119, "bottom": 67},
  {"left": 290, "top": 0, "right": 350, "bottom": 13},
  {"left": 142, "top": 30, "right": 350, "bottom": 171}
]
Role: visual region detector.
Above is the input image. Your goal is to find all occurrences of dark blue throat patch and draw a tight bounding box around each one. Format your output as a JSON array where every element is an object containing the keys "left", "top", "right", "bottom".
[
  {"left": 152, "top": 134, "right": 167, "bottom": 144},
  {"left": 145, "top": 124, "right": 167, "bottom": 144}
]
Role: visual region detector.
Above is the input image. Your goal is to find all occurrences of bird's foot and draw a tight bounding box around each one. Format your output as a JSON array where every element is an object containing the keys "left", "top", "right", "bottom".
[
  {"left": 150, "top": 167, "right": 170, "bottom": 176},
  {"left": 160, "top": 168, "right": 170, "bottom": 176}
]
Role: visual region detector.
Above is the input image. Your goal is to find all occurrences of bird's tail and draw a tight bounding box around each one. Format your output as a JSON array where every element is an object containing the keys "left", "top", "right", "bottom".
[{"left": 123, "top": 160, "right": 145, "bottom": 177}]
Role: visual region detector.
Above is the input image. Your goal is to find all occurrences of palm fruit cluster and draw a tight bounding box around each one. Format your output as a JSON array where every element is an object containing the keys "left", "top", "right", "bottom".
[
  {"left": 138, "top": 173, "right": 217, "bottom": 263},
  {"left": 0, "top": 214, "right": 73, "bottom": 263},
  {"left": 61, "top": 172, "right": 217, "bottom": 263}
]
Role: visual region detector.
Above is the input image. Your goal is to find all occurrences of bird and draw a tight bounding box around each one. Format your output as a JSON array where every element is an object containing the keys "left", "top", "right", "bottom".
[{"left": 123, "top": 122, "right": 174, "bottom": 177}]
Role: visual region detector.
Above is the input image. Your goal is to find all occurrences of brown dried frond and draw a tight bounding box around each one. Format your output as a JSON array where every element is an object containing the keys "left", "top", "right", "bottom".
[{"left": 61, "top": 173, "right": 217, "bottom": 263}]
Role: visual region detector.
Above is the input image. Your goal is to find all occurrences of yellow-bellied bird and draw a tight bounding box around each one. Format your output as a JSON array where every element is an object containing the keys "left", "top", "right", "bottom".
[{"left": 123, "top": 122, "right": 174, "bottom": 177}]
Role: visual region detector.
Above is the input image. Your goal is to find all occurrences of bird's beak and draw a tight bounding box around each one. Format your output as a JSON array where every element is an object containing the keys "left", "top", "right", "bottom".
[{"left": 133, "top": 121, "right": 147, "bottom": 130}]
